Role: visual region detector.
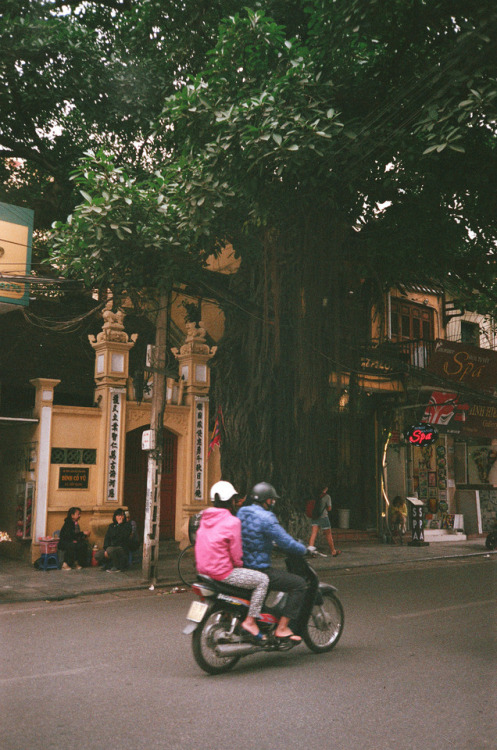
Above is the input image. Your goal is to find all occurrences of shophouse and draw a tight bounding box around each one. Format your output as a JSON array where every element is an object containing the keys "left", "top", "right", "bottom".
[{"left": 376, "top": 290, "right": 497, "bottom": 540}]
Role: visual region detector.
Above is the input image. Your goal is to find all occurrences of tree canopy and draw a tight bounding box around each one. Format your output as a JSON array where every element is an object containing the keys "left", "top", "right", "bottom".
[{"left": 3, "top": 1, "right": 497, "bottom": 516}]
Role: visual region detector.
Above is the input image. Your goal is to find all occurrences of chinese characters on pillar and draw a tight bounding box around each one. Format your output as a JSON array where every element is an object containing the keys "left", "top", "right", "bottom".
[
  {"left": 194, "top": 398, "right": 207, "bottom": 502},
  {"left": 107, "top": 389, "right": 124, "bottom": 502}
]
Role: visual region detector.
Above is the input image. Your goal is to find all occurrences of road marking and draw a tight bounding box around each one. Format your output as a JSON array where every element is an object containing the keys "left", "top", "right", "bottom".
[
  {"left": 390, "top": 599, "right": 496, "bottom": 620},
  {"left": 0, "top": 664, "right": 110, "bottom": 684}
]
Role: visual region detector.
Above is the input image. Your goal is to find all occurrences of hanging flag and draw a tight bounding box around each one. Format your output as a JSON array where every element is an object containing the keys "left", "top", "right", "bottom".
[{"left": 208, "top": 411, "right": 222, "bottom": 457}]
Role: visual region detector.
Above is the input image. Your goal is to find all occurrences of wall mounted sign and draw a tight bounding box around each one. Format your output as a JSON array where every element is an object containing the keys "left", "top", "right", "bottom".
[
  {"left": 406, "top": 423, "right": 438, "bottom": 446},
  {"left": 0, "top": 201, "right": 33, "bottom": 307},
  {"left": 193, "top": 397, "right": 208, "bottom": 502},
  {"left": 59, "top": 467, "right": 89, "bottom": 489},
  {"left": 422, "top": 390, "right": 497, "bottom": 438},
  {"left": 426, "top": 340, "right": 497, "bottom": 392},
  {"left": 107, "top": 389, "right": 124, "bottom": 502}
]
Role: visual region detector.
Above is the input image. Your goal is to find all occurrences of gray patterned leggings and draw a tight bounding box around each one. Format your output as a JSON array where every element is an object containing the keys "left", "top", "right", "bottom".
[{"left": 223, "top": 567, "right": 270, "bottom": 618}]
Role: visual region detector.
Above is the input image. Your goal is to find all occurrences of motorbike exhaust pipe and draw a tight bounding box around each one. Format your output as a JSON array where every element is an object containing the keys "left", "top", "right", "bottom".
[{"left": 215, "top": 643, "right": 259, "bottom": 657}]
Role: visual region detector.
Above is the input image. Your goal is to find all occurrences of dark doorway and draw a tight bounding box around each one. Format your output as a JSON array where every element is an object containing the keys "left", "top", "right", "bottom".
[{"left": 123, "top": 426, "right": 178, "bottom": 539}]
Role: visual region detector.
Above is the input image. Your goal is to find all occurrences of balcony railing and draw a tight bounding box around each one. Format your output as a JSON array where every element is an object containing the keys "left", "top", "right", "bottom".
[{"left": 360, "top": 339, "right": 437, "bottom": 374}]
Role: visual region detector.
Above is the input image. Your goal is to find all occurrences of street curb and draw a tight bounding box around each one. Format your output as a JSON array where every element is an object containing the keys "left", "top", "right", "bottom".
[
  {"left": 2, "top": 548, "right": 493, "bottom": 605},
  {"left": 328, "top": 549, "right": 496, "bottom": 572}
]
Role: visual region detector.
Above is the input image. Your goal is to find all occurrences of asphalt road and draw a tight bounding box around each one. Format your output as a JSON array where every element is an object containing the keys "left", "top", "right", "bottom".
[{"left": 1, "top": 557, "right": 495, "bottom": 750}]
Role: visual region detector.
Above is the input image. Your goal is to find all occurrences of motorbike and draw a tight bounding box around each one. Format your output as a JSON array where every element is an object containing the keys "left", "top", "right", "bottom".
[{"left": 183, "top": 550, "right": 344, "bottom": 674}]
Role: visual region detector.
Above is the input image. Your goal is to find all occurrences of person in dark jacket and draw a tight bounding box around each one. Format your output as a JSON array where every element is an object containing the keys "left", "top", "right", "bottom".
[
  {"left": 58, "top": 507, "right": 91, "bottom": 570},
  {"left": 237, "top": 482, "right": 307, "bottom": 643},
  {"left": 95, "top": 508, "right": 132, "bottom": 572}
]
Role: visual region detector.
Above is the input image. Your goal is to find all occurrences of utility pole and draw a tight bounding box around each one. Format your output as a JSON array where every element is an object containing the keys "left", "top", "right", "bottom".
[{"left": 142, "top": 293, "right": 168, "bottom": 582}]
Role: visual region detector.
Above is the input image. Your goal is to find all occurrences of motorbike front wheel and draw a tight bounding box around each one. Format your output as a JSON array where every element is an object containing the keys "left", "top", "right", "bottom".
[
  {"left": 303, "top": 588, "right": 344, "bottom": 653},
  {"left": 192, "top": 609, "right": 241, "bottom": 675}
]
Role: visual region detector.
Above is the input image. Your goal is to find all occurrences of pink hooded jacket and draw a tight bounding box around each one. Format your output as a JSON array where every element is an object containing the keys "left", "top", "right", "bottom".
[{"left": 194, "top": 507, "right": 243, "bottom": 580}]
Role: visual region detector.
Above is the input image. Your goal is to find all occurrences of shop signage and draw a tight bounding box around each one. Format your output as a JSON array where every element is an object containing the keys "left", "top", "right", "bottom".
[
  {"left": 426, "top": 340, "right": 497, "bottom": 392},
  {"left": 422, "top": 390, "right": 469, "bottom": 428},
  {"left": 59, "top": 467, "right": 89, "bottom": 489},
  {"left": 422, "top": 390, "right": 497, "bottom": 439},
  {"left": 405, "top": 423, "right": 438, "bottom": 446},
  {"left": 0, "top": 201, "right": 33, "bottom": 308}
]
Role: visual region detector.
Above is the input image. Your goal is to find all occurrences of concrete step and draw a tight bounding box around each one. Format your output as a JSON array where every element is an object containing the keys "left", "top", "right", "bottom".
[
  {"left": 331, "top": 529, "right": 379, "bottom": 543},
  {"left": 423, "top": 529, "right": 467, "bottom": 542}
]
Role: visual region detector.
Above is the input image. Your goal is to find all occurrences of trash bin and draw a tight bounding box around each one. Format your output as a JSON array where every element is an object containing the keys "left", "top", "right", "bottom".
[{"left": 338, "top": 509, "right": 350, "bottom": 529}]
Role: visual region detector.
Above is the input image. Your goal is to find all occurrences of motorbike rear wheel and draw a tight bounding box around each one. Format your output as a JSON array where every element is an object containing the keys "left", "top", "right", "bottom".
[
  {"left": 192, "top": 608, "right": 241, "bottom": 675},
  {"left": 303, "top": 588, "right": 344, "bottom": 653}
]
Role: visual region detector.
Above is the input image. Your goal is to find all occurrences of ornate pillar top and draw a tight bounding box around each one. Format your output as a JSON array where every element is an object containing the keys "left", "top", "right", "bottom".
[
  {"left": 171, "top": 321, "right": 216, "bottom": 397},
  {"left": 88, "top": 300, "right": 138, "bottom": 346},
  {"left": 88, "top": 302, "right": 137, "bottom": 388},
  {"left": 171, "top": 321, "right": 217, "bottom": 358}
]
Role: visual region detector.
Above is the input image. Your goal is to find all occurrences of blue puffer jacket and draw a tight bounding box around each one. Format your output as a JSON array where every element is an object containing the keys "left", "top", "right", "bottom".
[{"left": 237, "top": 503, "right": 307, "bottom": 570}]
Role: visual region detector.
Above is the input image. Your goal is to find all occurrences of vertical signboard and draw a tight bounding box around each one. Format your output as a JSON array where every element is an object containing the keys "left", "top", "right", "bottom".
[
  {"left": 193, "top": 397, "right": 208, "bottom": 503},
  {"left": 107, "top": 389, "right": 124, "bottom": 502},
  {"left": 0, "top": 201, "right": 33, "bottom": 307}
]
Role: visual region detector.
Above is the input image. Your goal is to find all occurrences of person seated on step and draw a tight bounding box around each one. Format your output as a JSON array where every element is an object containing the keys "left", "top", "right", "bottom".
[
  {"left": 95, "top": 508, "right": 132, "bottom": 572},
  {"left": 195, "top": 481, "right": 270, "bottom": 643},
  {"left": 58, "top": 507, "right": 91, "bottom": 570},
  {"left": 390, "top": 496, "right": 408, "bottom": 544}
]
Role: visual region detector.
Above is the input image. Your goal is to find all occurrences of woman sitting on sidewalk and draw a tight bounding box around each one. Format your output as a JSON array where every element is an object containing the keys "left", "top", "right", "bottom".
[
  {"left": 58, "top": 507, "right": 91, "bottom": 570},
  {"left": 95, "top": 508, "right": 132, "bottom": 572}
]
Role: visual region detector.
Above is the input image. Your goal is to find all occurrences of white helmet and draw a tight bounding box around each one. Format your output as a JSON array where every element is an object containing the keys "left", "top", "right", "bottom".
[{"left": 209, "top": 480, "right": 238, "bottom": 504}]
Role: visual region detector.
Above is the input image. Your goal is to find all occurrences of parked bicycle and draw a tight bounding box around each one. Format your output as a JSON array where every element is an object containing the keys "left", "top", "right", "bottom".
[
  {"left": 177, "top": 543, "right": 197, "bottom": 586},
  {"left": 177, "top": 511, "right": 202, "bottom": 586}
]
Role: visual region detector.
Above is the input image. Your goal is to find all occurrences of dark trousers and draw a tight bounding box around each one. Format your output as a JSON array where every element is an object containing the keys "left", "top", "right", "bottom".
[
  {"left": 265, "top": 567, "right": 307, "bottom": 620},
  {"left": 95, "top": 546, "right": 127, "bottom": 570},
  {"left": 59, "top": 541, "right": 89, "bottom": 567}
]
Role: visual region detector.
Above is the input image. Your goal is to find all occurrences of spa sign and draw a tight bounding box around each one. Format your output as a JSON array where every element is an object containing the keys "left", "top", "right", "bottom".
[
  {"left": 426, "top": 340, "right": 497, "bottom": 392},
  {"left": 405, "top": 423, "right": 438, "bottom": 446}
]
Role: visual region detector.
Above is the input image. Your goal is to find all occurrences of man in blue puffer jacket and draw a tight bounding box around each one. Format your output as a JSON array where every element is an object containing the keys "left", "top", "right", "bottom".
[{"left": 238, "top": 482, "right": 307, "bottom": 643}]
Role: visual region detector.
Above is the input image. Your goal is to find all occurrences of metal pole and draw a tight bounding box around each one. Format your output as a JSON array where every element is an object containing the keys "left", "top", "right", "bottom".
[{"left": 142, "top": 293, "right": 168, "bottom": 582}]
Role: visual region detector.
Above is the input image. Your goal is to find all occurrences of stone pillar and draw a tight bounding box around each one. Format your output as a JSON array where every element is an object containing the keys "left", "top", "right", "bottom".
[
  {"left": 29, "top": 378, "right": 60, "bottom": 547},
  {"left": 88, "top": 302, "right": 137, "bottom": 537},
  {"left": 172, "top": 322, "right": 216, "bottom": 510}
]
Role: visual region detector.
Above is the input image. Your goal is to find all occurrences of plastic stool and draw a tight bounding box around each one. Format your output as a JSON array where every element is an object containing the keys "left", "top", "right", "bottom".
[{"left": 39, "top": 552, "right": 60, "bottom": 571}]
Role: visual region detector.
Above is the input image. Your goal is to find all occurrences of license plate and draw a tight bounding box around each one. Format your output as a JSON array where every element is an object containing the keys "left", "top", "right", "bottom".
[{"left": 186, "top": 600, "right": 208, "bottom": 623}]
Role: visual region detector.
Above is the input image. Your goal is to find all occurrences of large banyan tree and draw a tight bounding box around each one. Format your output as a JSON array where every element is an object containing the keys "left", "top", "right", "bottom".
[{"left": 47, "top": 3, "right": 497, "bottom": 521}]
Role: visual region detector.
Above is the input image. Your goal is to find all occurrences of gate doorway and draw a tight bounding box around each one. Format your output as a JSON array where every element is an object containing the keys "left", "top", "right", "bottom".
[{"left": 123, "top": 426, "right": 178, "bottom": 539}]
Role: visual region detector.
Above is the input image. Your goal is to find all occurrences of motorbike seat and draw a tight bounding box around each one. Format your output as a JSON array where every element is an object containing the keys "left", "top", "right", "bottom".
[{"left": 196, "top": 574, "right": 252, "bottom": 600}]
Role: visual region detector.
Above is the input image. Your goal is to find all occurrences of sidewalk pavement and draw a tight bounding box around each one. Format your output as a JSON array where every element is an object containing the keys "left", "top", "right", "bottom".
[{"left": 0, "top": 538, "right": 493, "bottom": 604}]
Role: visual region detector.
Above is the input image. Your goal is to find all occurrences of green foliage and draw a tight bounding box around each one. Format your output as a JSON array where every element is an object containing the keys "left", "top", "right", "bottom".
[
  {"left": 5, "top": 1, "right": 497, "bottom": 512},
  {"left": 50, "top": 150, "right": 213, "bottom": 296}
]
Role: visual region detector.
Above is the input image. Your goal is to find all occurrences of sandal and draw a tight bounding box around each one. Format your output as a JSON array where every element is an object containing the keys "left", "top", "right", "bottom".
[
  {"left": 241, "top": 624, "right": 267, "bottom": 643},
  {"left": 274, "top": 633, "right": 302, "bottom": 644}
]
